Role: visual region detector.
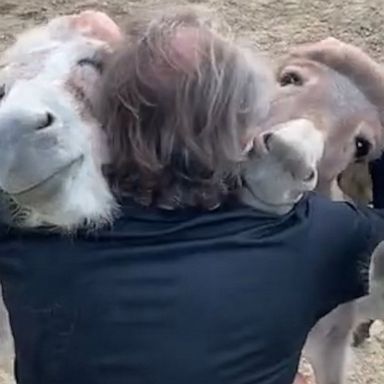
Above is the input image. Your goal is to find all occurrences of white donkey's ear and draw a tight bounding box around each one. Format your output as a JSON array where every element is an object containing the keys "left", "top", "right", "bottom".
[{"left": 68, "top": 10, "right": 123, "bottom": 45}]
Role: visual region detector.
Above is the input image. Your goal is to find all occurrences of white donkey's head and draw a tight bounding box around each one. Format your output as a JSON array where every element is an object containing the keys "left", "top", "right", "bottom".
[{"left": 0, "top": 11, "right": 122, "bottom": 229}]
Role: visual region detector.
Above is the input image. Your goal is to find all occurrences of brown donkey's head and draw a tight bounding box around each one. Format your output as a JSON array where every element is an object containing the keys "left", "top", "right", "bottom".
[{"left": 263, "top": 38, "right": 384, "bottom": 201}]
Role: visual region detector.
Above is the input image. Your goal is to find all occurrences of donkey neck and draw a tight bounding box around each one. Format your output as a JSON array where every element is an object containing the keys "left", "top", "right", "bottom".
[{"left": 316, "top": 178, "right": 349, "bottom": 202}]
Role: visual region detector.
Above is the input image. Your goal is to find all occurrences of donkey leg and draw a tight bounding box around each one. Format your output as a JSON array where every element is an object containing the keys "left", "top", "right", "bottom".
[
  {"left": 307, "top": 332, "right": 351, "bottom": 384},
  {"left": 368, "top": 241, "right": 384, "bottom": 317},
  {"left": 304, "top": 304, "right": 355, "bottom": 384},
  {"left": 355, "top": 241, "right": 384, "bottom": 322},
  {"left": 306, "top": 328, "right": 351, "bottom": 384}
]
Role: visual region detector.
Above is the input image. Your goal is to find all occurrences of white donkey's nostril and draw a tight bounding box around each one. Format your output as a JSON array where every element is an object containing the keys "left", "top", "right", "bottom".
[
  {"left": 262, "top": 132, "right": 273, "bottom": 151},
  {"left": 36, "top": 112, "right": 55, "bottom": 131},
  {"left": 303, "top": 168, "right": 316, "bottom": 182}
]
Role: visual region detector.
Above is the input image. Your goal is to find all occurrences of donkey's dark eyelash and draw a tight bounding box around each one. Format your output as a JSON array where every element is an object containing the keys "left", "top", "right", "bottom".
[{"left": 77, "top": 58, "right": 104, "bottom": 73}]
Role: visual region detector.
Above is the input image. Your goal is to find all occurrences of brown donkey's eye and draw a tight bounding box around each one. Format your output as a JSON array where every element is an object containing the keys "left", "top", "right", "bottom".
[
  {"left": 354, "top": 136, "right": 371, "bottom": 160},
  {"left": 279, "top": 71, "right": 303, "bottom": 87}
]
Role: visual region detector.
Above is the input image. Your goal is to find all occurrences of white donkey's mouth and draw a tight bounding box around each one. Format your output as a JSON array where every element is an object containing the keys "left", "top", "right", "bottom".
[{"left": 12, "top": 155, "right": 84, "bottom": 199}]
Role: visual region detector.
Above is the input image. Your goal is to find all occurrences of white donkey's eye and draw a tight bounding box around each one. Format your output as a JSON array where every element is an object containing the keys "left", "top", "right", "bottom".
[{"left": 77, "top": 57, "right": 104, "bottom": 73}]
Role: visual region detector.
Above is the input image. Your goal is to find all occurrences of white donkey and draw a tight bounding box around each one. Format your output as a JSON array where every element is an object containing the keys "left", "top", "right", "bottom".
[
  {"left": 0, "top": 10, "right": 121, "bottom": 229},
  {"left": 0, "top": 10, "right": 122, "bottom": 380}
]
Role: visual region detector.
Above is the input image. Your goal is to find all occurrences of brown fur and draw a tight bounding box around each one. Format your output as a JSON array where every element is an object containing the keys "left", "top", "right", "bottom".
[
  {"left": 289, "top": 37, "right": 384, "bottom": 205},
  {"left": 270, "top": 39, "right": 384, "bottom": 384},
  {"left": 290, "top": 38, "right": 384, "bottom": 126},
  {"left": 267, "top": 52, "right": 383, "bottom": 200}
]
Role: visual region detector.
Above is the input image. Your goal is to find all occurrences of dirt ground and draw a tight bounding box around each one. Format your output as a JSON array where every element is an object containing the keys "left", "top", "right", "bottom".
[{"left": 0, "top": 0, "right": 383, "bottom": 383}]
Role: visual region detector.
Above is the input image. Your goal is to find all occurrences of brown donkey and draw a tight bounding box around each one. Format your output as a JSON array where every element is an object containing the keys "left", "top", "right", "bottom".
[{"left": 268, "top": 38, "right": 384, "bottom": 384}]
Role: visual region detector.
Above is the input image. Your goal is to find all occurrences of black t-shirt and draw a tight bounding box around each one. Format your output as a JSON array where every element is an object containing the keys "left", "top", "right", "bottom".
[{"left": 0, "top": 192, "right": 383, "bottom": 384}]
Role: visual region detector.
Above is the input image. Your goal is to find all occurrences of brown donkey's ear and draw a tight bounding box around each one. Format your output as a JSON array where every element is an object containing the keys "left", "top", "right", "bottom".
[
  {"left": 69, "top": 10, "right": 123, "bottom": 45},
  {"left": 289, "top": 37, "right": 348, "bottom": 63},
  {"left": 289, "top": 38, "right": 384, "bottom": 122}
]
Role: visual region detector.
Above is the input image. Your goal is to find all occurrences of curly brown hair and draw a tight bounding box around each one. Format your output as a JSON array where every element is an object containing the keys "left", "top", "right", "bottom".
[{"left": 97, "top": 6, "right": 273, "bottom": 209}]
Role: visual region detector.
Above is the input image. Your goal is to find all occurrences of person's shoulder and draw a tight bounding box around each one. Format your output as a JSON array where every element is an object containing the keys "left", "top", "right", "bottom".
[
  {"left": 115, "top": 197, "right": 291, "bottom": 242},
  {"left": 302, "top": 192, "right": 374, "bottom": 247},
  {"left": 304, "top": 192, "right": 363, "bottom": 220}
]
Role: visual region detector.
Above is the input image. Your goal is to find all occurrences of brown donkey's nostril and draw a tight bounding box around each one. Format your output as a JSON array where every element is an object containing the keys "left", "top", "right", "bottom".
[{"left": 36, "top": 112, "right": 55, "bottom": 131}]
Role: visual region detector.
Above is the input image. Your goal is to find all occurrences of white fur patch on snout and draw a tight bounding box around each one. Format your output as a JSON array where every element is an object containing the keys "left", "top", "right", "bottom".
[
  {"left": 263, "top": 118, "right": 325, "bottom": 182},
  {"left": 270, "top": 119, "right": 324, "bottom": 166}
]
